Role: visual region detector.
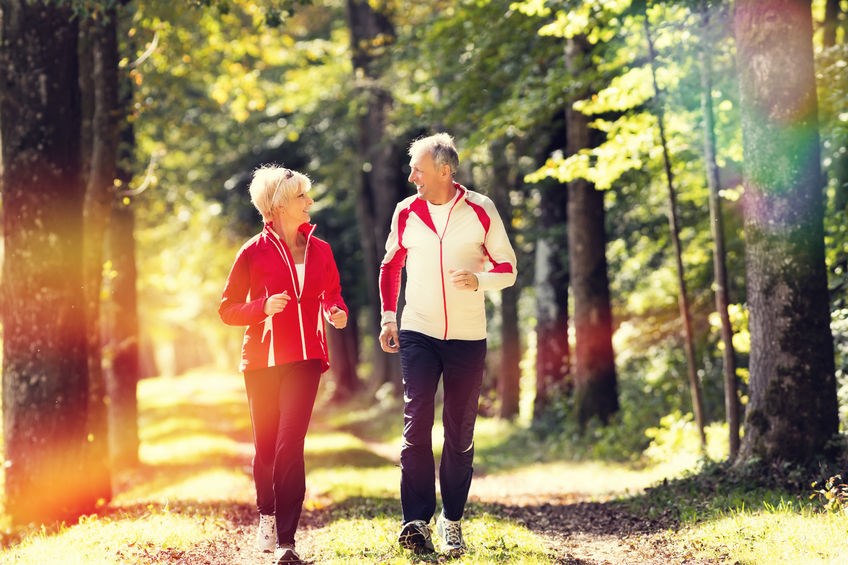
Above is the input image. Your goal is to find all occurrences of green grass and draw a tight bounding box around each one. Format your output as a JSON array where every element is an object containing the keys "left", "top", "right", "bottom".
[{"left": 2, "top": 368, "right": 847, "bottom": 564}]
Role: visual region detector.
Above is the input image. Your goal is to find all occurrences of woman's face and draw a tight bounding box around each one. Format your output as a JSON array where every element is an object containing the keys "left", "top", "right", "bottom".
[{"left": 274, "top": 184, "right": 313, "bottom": 227}]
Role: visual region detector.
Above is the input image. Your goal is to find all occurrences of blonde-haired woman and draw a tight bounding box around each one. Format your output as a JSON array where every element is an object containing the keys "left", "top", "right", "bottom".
[{"left": 220, "top": 166, "right": 348, "bottom": 565}]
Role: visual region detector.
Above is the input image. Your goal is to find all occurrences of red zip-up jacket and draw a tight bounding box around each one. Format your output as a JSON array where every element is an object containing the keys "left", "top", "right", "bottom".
[{"left": 219, "top": 222, "right": 348, "bottom": 373}]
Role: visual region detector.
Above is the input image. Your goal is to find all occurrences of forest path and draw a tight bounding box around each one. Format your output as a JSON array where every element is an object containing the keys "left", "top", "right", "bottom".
[{"left": 89, "top": 371, "right": 723, "bottom": 565}]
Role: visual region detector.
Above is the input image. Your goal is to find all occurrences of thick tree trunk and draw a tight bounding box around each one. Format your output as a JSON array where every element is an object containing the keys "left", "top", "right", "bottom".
[
  {"left": 566, "top": 37, "right": 618, "bottom": 428},
  {"left": 698, "top": 1, "right": 740, "bottom": 461},
  {"left": 345, "top": 0, "right": 402, "bottom": 388},
  {"left": 734, "top": 0, "right": 839, "bottom": 463},
  {"left": 81, "top": 5, "right": 120, "bottom": 504},
  {"left": 1, "top": 0, "right": 95, "bottom": 524},
  {"left": 490, "top": 141, "right": 521, "bottom": 420}
]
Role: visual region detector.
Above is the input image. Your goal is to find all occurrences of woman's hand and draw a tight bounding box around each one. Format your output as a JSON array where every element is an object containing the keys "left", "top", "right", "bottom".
[
  {"left": 263, "top": 291, "right": 290, "bottom": 316},
  {"left": 329, "top": 305, "right": 348, "bottom": 329}
]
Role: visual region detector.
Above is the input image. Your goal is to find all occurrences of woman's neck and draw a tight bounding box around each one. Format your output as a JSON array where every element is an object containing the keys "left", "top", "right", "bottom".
[
  {"left": 280, "top": 223, "right": 300, "bottom": 249},
  {"left": 269, "top": 212, "right": 300, "bottom": 246}
]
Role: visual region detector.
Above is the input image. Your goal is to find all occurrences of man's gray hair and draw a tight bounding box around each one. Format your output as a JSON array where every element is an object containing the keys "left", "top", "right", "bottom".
[{"left": 409, "top": 132, "right": 459, "bottom": 176}]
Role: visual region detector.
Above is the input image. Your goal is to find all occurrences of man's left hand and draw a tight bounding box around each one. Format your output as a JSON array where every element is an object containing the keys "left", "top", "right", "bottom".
[{"left": 449, "top": 269, "right": 478, "bottom": 291}]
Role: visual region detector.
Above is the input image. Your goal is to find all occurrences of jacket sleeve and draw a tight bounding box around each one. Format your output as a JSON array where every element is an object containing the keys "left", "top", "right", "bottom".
[
  {"left": 218, "top": 246, "right": 268, "bottom": 326},
  {"left": 378, "top": 204, "right": 407, "bottom": 326},
  {"left": 321, "top": 244, "right": 349, "bottom": 320},
  {"left": 476, "top": 197, "right": 518, "bottom": 292}
]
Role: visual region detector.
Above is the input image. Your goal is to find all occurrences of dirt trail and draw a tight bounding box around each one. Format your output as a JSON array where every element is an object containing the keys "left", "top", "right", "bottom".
[{"left": 171, "top": 443, "right": 721, "bottom": 565}]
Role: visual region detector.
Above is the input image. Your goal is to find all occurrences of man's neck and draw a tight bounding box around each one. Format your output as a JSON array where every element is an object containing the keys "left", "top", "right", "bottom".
[{"left": 427, "top": 182, "right": 457, "bottom": 205}]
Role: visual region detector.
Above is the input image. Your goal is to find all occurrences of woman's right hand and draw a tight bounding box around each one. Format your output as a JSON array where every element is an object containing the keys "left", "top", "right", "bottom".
[{"left": 263, "top": 291, "right": 290, "bottom": 316}]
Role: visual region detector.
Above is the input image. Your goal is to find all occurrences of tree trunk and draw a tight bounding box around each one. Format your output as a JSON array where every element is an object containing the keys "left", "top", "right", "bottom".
[
  {"left": 533, "top": 120, "right": 570, "bottom": 424},
  {"left": 532, "top": 179, "right": 569, "bottom": 422},
  {"left": 105, "top": 197, "right": 140, "bottom": 467},
  {"left": 823, "top": 0, "right": 848, "bottom": 213},
  {"left": 734, "top": 0, "right": 839, "bottom": 463},
  {"left": 327, "top": 307, "right": 361, "bottom": 402},
  {"left": 489, "top": 141, "right": 521, "bottom": 420},
  {"left": 81, "top": 4, "right": 120, "bottom": 504},
  {"left": 566, "top": 37, "right": 618, "bottom": 428},
  {"left": 1, "top": 0, "right": 95, "bottom": 524},
  {"left": 823, "top": 0, "right": 843, "bottom": 48},
  {"left": 644, "top": 15, "right": 707, "bottom": 448},
  {"left": 698, "top": 1, "right": 740, "bottom": 461},
  {"left": 345, "top": 0, "right": 403, "bottom": 388},
  {"left": 103, "top": 23, "right": 141, "bottom": 467}
]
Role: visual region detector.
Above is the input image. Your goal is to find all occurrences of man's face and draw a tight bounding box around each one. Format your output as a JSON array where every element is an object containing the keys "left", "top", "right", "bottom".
[{"left": 408, "top": 151, "right": 448, "bottom": 202}]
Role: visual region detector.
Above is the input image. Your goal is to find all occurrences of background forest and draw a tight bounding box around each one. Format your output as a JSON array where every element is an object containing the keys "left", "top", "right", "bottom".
[
  {"left": 1, "top": 0, "right": 848, "bottom": 554},
  {"left": 130, "top": 0, "right": 848, "bottom": 454}
]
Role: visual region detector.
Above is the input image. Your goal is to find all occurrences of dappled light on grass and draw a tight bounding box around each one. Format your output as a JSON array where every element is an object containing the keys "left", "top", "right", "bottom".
[
  {"left": 299, "top": 513, "right": 556, "bottom": 564},
  {"left": 682, "top": 504, "right": 848, "bottom": 564},
  {"left": 2, "top": 508, "right": 231, "bottom": 565}
]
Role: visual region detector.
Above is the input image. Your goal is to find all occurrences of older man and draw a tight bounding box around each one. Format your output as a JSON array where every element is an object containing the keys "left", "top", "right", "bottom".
[{"left": 379, "top": 132, "right": 517, "bottom": 555}]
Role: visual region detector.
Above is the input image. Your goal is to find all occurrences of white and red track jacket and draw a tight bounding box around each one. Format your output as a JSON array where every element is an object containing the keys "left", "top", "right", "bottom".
[
  {"left": 219, "top": 222, "right": 348, "bottom": 373},
  {"left": 379, "top": 183, "right": 517, "bottom": 341}
]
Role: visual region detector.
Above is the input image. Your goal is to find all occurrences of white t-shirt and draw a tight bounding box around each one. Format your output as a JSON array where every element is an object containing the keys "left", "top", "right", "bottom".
[
  {"left": 427, "top": 190, "right": 461, "bottom": 237},
  {"left": 295, "top": 263, "right": 305, "bottom": 287}
]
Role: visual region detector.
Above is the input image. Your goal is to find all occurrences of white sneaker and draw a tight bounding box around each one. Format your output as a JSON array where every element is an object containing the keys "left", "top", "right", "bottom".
[
  {"left": 275, "top": 545, "right": 302, "bottom": 564},
  {"left": 436, "top": 512, "right": 466, "bottom": 554},
  {"left": 256, "top": 514, "right": 276, "bottom": 552}
]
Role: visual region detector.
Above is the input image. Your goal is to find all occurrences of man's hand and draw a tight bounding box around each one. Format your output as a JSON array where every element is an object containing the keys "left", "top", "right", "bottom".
[
  {"left": 449, "top": 269, "right": 479, "bottom": 291},
  {"left": 379, "top": 321, "right": 399, "bottom": 353},
  {"left": 329, "top": 305, "right": 348, "bottom": 329},
  {"left": 263, "top": 291, "right": 290, "bottom": 316}
]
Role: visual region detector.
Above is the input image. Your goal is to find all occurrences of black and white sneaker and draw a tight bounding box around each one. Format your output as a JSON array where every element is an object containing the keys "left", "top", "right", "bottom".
[
  {"left": 397, "top": 519, "right": 435, "bottom": 553},
  {"left": 436, "top": 513, "right": 466, "bottom": 555},
  {"left": 275, "top": 545, "right": 303, "bottom": 564}
]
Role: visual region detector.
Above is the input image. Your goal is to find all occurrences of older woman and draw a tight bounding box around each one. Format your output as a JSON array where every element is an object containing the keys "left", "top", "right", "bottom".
[{"left": 219, "top": 166, "right": 348, "bottom": 565}]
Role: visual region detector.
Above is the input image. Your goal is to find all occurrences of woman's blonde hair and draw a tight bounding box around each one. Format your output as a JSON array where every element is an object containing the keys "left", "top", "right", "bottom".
[{"left": 248, "top": 166, "right": 311, "bottom": 222}]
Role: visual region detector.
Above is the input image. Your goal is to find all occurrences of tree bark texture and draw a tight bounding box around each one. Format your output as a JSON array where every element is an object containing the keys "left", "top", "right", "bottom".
[
  {"left": 345, "top": 0, "right": 403, "bottom": 387},
  {"left": 566, "top": 37, "right": 618, "bottom": 428},
  {"left": 734, "top": 0, "right": 839, "bottom": 463},
  {"left": 0, "top": 0, "right": 94, "bottom": 524}
]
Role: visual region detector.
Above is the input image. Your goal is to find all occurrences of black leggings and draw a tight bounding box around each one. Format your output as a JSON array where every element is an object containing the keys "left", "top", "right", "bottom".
[{"left": 244, "top": 360, "right": 321, "bottom": 546}]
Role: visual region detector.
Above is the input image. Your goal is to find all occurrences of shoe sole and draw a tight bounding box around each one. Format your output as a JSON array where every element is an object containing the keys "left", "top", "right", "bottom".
[{"left": 398, "top": 530, "right": 434, "bottom": 553}]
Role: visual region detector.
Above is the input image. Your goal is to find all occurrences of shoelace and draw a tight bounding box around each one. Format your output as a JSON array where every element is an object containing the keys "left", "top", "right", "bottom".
[{"left": 443, "top": 521, "right": 462, "bottom": 546}]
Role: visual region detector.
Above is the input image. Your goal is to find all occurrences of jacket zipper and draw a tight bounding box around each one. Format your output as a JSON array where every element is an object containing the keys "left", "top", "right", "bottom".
[
  {"left": 268, "top": 225, "right": 313, "bottom": 361},
  {"left": 294, "top": 230, "right": 312, "bottom": 359},
  {"left": 437, "top": 193, "right": 462, "bottom": 339}
]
